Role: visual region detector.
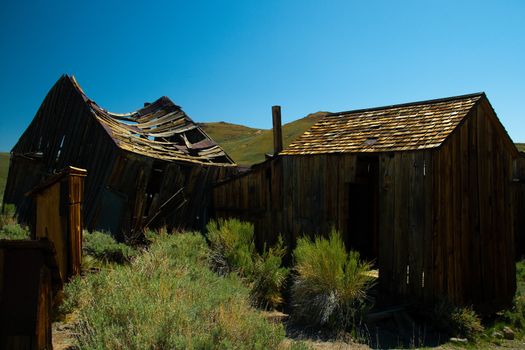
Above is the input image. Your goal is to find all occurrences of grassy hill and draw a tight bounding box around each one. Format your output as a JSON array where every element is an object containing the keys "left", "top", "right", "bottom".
[
  {"left": 516, "top": 143, "right": 525, "bottom": 152},
  {"left": 0, "top": 152, "right": 9, "bottom": 203},
  {"left": 200, "top": 111, "right": 328, "bottom": 165}
]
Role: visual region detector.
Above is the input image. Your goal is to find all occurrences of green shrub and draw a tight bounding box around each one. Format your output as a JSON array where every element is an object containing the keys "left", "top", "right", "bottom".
[
  {"left": 206, "top": 218, "right": 289, "bottom": 310},
  {"left": 500, "top": 260, "right": 525, "bottom": 336},
  {"left": 0, "top": 203, "right": 17, "bottom": 228},
  {"left": 207, "top": 218, "right": 256, "bottom": 276},
  {"left": 58, "top": 275, "right": 84, "bottom": 317},
  {"left": 249, "top": 238, "right": 289, "bottom": 309},
  {"left": 0, "top": 223, "right": 30, "bottom": 240},
  {"left": 0, "top": 204, "right": 29, "bottom": 240},
  {"left": 67, "top": 233, "right": 284, "bottom": 349},
  {"left": 83, "top": 231, "right": 137, "bottom": 264},
  {"left": 433, "top": 300, "right": 484, "bottom": 341},
  {"left": 291, "top": 230, "right": 375, "bottom": 330}
]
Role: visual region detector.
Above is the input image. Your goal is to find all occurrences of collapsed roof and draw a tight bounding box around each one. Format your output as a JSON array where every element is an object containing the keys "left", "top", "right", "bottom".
[{"left": 70, "top": 76, "right": 235, "bottom": 166}]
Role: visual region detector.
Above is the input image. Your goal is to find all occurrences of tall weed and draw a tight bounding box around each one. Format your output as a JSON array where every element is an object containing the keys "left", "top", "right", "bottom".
[{"left": 291, "top": 230, "right": 375, "bottom": 330}]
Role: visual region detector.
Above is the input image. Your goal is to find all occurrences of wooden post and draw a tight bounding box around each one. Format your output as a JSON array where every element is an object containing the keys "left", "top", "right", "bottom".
[{"left": 272, "top": 105, "right": 283, "bottom": 155}]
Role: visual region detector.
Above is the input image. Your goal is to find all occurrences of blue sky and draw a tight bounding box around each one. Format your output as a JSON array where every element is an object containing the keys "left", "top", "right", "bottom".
[{"left": 0, "top": 0, "right": 524, "bottom": 151}]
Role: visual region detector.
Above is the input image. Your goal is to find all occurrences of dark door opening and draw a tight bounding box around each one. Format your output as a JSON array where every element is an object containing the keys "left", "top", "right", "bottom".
[{"left": 347, "top": 156, "right": 379, "bottom": 263}]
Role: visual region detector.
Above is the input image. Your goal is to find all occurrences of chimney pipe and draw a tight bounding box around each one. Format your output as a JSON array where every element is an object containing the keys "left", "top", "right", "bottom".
[{"left": 272, "top": 105, "right": 283, "bottom": 155}]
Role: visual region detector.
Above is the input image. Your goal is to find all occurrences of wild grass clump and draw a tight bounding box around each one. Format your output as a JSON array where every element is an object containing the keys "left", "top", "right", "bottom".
[
  {"left": 65, "top": 233, "right": 284, "bottom": 349},
  {"left": 0, "top": 204, "right": 30, "bottom": 240},
  {"left": 499, "top": 260, "right": 525, "bottom": 337},
  {"left": 83, "top": 230, "right": 137, "bottom": 264},
  {"left": 432, "top": 300, "right": 484, "bottom": 341},
  {"left": 206, "top": 218, "right": 289, "bottom": 310},
  {"left": 291, "top": 230, "right": 375, "bottom": 330}
]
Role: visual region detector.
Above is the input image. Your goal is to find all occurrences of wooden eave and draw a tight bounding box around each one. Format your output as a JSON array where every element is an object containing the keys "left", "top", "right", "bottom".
[{"left": 26, "top": 166, "right": 87, "bottom": 197}]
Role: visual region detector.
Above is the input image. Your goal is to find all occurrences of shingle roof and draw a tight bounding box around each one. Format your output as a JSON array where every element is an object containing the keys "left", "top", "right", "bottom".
[
  {"left": 281, "top": 93, "right": 484, "bottom": 155},
  {"left": 69, "top": 76, "right": 235, "bottom": 166}
]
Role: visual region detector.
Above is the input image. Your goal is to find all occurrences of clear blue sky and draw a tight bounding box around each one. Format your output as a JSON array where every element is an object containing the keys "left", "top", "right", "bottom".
[{"left": 0, "top": 0, "right": 524, "bottom": 151}]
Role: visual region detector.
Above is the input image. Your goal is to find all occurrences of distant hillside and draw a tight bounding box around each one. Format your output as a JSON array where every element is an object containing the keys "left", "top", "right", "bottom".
[
  {"left": 0, "top": 152, "right": 9, "bottom": 203},
  {"left": 516, "top": 143, "right": 525, "bottom": 152},
  {"left": 200, "top": 112, "right": 328, "bottom": 165}
]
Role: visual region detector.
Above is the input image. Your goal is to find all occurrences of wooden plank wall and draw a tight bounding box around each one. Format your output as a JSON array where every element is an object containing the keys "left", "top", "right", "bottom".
[
  {"left": 0, "top": 241, "right": 59, "bottom": 350},
  {"left": 213, "top": 154, "right": 358, "bottom": 250},
  {"left": 33, "top": 173, "right": 84, "bottom": 281},
  {"left": 513, "top": 154, "right": 525, "bottom": 258},
  {"left": 105, "top": 153, "right": 237, "bottom": 238},
  {"left": 377, "top": 151, "right": 433, "bottom": 303},
  {"left": 3, "top": 76, "right": 118, "bottom": 230},
  {"left": 67, "top": 174, "right": 84, "bottom": 276},
  {"left": 431, "top": 102, "right": 515, "bottom": 312},
  {"left": 34, "top": 183, "right": 68, "bottom": 280}
]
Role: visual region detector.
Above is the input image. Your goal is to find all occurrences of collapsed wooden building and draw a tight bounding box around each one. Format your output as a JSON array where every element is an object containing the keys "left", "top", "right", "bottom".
[
  {"left": 4, "top": 75, "right": 237, "bottom": 240},
  {"left": 213, "top": 93, "right": 520, "bottom": 312}
]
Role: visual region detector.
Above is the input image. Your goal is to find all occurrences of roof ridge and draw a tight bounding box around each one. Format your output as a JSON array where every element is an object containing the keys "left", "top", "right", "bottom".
[{"left": 328, "top": 92, "right": 485, "bottom": 117}]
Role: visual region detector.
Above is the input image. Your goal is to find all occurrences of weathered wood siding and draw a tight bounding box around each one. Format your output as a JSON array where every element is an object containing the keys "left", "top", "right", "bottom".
[
  {"left": 513, "top": 154, "right": 525, "bottom": 258},
  {"left": 214, "top": 154, "right": 362, "bottom": 250},
  {"left": 32, "top": 168, "right": 85, "bottom": 280},
  {"left": 213, "top": 101, "right": 517, "bottom": 312},
  {"left": 4, "top": 76, "right": 117, "bottom": 229},
  {"left": 0, "top": 240, "right": 61, "bottom": 350},
  {"left": 377, "top": 151, "right": 433, "bottom": 303}
]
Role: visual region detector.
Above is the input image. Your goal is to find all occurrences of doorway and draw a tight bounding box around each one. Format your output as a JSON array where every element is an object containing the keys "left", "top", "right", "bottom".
[{"left": 347, "top": 155, "right": 379, "bottom": 262}]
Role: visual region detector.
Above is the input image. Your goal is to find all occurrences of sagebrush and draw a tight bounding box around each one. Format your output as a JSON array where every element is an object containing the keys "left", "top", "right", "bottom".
[
  {"left": 206, "top": 218, "right": 289, "bottom": 310},
  {"left": 63, "top": 233, "right": 285, "bottom": 349},
  {"left": 82, "top": 230, "right": 137, "bottom": 264},
  {"left": 0, "top": 203, "right": 30, "bottom": 240},
  {"left": 291, "top": 230, "right": 375, "bottom": 330},
  {"left": 432, "top": 299, "right": 484, "bottom": 341}
]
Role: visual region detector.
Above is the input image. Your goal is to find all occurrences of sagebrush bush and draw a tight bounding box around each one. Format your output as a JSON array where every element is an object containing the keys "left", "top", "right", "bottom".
[
  {"left": 433, "top": 299, "right": 484, "bottom": 341},
  {"left": 206, "top": 218, "right": 289, "bottom": 310},
  {"left": 249, "top": 238, "right": 289, "bottom": 309},
  {"left": 291, "top": 230, "right": 375, "bottom": 330},
  {"left": 83, "top": 230, "right": 137, "bottom": 264},
  {"left": 0, "top": 203, "right": 17, "bottom": 227},
  {"left": 65, "top": 233, "right": 284, "bottom": 349},
  {"left": 0, "top": 204, "right": 30, "bottom": 240},
  {"left": 207, "top": 218, "right": 256, "bottom": 276},
  {"left": 0, "top": 223, "right": 30, "bottom": 240},
  {"left": 503, "top": 261, "right": 525, "bottom": 335}
]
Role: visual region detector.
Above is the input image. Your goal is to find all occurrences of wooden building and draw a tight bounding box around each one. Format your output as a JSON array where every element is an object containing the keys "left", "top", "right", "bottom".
[
  {"left": 27, "top": 166, "right": 86, "bottom": 281},
  {"left": 213, "top": 93, "right": 519, "bottom": 312},
  {"left": 514, "top": 152, "right": 525, "bottom": 258},
  {"left": 4, "top": 75, "right": 237, "bottom": 241},
  {"left": 0, "top": 239, "right": 62, "bottom": 350}
]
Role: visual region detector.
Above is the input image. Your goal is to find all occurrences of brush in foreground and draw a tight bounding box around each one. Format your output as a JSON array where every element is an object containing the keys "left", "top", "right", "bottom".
[
  {"left": 291, "top": 230, "right": 375, "bottom": 330},
  {"left": 63, "top": 233, "right": 284, "bottom": 349},
  {"left": 207, "top": 218, "right": 289, "bottom": 310}
]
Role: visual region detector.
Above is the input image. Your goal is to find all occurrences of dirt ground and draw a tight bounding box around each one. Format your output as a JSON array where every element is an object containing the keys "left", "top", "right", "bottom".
[{"left": 52, "top": 317, "right": 525, "bottom": 350}]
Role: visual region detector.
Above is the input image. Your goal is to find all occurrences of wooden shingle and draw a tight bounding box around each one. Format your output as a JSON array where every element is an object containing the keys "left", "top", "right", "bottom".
[{"left": 281, "top": 93, "right": 483, "bottom": 154}]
